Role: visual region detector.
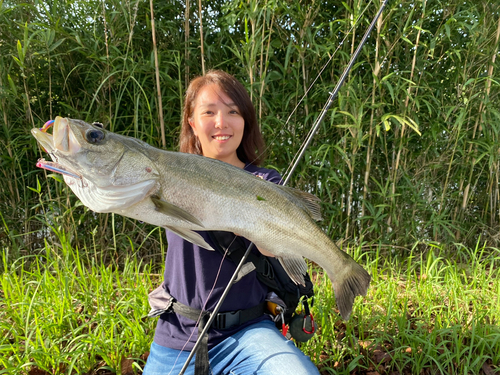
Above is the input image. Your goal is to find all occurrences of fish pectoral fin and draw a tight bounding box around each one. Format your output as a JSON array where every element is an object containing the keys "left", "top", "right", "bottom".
[
  {"left": 165, "top": 226, "right": 214, "bottom": 251},
  {"left": 151, "top": 196, "right": 204, "bottom": 227},
  {"left": 278, "top": 255, "right": 309, "bottom": 286}
]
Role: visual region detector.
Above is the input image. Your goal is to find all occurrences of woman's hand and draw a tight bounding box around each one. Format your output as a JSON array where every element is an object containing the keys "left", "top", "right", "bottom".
[
  {"left": 234, "top": 233, "right": 275, "bottom": 257},
  {"left": 256, "top": 246, "right": 275, "bottom": 257}
]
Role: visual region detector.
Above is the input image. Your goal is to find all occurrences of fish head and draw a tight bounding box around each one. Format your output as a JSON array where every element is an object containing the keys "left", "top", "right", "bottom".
[{"left": 31, "top": 117, "right": 160, "bottom": 212}]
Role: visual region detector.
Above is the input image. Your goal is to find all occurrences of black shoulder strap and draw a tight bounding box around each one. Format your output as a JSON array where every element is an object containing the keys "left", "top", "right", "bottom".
[
  {"left": 207, "top": 231, "right": 276, "bottom": 281},
  {"left": 207, "top": 230, "right": 315, "bottom": 325},
  {"left": 206, "top": 231, "right": 313, "bottom": 296}
]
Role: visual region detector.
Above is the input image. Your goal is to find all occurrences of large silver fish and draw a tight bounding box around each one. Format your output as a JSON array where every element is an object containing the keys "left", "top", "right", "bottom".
[{"left": 32, "top": 117, "right": 370, "bottom": 319}]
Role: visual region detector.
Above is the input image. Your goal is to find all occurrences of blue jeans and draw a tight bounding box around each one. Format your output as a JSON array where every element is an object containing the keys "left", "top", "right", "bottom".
[{"left": 143, "top": 320, "right": 320, "bottom": 375}]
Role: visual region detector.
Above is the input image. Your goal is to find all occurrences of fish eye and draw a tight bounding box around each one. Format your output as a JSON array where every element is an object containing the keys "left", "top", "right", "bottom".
[
  {"left": 85, "top": 129, "right": 105, "bottom": 143},
  {"left": 92, "top": 122, "right": 104, "bottom": 128}
]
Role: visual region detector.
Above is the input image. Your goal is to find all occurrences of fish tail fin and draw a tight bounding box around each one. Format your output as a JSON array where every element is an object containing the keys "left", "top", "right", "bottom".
[{"left": 330, "top": 263, "right": 371, "bottom": 320}]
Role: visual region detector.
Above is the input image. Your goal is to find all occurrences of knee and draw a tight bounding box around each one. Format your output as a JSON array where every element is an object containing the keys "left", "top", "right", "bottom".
[
  {"left": 256, "top": 349, "right": 320, "bottom": 375},
  {"left": 250, "top": 339, "right": 320, "bottom": 375}
]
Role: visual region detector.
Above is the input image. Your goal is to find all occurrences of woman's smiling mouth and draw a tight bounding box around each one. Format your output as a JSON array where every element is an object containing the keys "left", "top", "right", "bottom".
[{"left": 213, "top": 135, "right": 232, "bottom": 141}]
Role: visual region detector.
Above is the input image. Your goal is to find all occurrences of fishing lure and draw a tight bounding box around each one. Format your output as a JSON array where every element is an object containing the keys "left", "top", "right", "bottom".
[
  {"left": 40, "top": 119, "right": 54, "bottom": 132},
  {"left": 37, "top": 119, "right": 81, "bottom": 179},
  {"left": 36, "top": 120, "right": 56, "bottom": 153},
  {"left": 36, "top": 158, "right": 82, "bottom": 180}
]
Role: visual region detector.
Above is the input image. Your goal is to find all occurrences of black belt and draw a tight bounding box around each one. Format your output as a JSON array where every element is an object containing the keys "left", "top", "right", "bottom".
[{"left": 170, "top": 300, "right": 266, "bottom": 330}]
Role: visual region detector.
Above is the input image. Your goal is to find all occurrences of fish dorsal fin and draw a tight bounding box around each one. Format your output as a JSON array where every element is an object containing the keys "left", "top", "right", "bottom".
[
  {"left": 277, "top": 255, "right": 308, "bottom": 286},
  {"left": 151, "top": 196, "right": 204, "bottom": 227},
  {"left": 280, "top": 186, "right": 323, "bottom": 221},
  {"left": 165, "top": 226, "right": 214, "bottom": 251}
]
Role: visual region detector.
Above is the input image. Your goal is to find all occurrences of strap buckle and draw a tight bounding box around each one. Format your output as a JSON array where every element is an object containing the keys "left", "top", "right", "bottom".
[
  {"left": 261, "top": 257, "right": 275, "bottom": 279},
  {"left": 212, "top": 310, "right": 241, "bottom": 330}
]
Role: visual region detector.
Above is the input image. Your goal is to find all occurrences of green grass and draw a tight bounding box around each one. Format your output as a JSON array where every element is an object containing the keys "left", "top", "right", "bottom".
[
  {"left": 1, "top": 240, "right": 499, "bottom": 375},
  {"left": 303, "top": 242, "right": 500, "bottom": 374},
  {"left": 0, "top": 243, "right": 158, "bottom": 375}
]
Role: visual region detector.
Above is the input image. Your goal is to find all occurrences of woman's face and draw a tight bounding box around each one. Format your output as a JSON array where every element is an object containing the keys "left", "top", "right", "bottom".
[{"left": 189, "top": 84, "right": 245, "bottom": 167}]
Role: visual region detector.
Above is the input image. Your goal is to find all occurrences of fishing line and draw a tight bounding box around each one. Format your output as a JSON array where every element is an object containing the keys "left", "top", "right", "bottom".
[
  {"left": 282, "top": 0, "right": 386, "bottom": 185},
  {"left": 281, "top": 0, "right": 379, "bottom": 184},
  {"left": 167, "top": 236, "right": 240, "bottom": 375},
  {"left": 282, "top": 0, "right": 374, "bottom": 128},
  {"left": 245, "top": 0, "right": 374, "bottom": 171}
]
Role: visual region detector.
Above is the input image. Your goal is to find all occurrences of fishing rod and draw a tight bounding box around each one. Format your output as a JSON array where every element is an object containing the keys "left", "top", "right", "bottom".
[
  {"left": 178, "top": 1, "right": 387, "bottom": 373},
  {"left": 284, "top": 0, "right": 387, "bottom": 185}
]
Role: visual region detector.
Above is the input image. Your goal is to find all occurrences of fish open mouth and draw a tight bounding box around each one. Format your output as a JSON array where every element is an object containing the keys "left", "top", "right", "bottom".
[
  {"left": 31, "top": 117, "right": 82, "bottom": 180},
  {"left": 31, "top": 127, "right": 54, "bottom": 153}
]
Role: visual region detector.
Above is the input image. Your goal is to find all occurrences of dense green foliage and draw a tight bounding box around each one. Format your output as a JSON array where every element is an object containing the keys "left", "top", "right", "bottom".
[{"left": 1, "top": 0, "right": 500, "bottom": 254}]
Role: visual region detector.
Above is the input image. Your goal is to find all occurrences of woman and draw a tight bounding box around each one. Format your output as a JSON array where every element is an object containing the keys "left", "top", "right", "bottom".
[{"left": 143, "top": 70, "right": 320, "bottom": 375}]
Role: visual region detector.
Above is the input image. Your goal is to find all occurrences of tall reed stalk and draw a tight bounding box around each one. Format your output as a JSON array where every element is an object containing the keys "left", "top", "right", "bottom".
[{"left": 0, "top": 0, "right": 499, "bottom": 254}]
